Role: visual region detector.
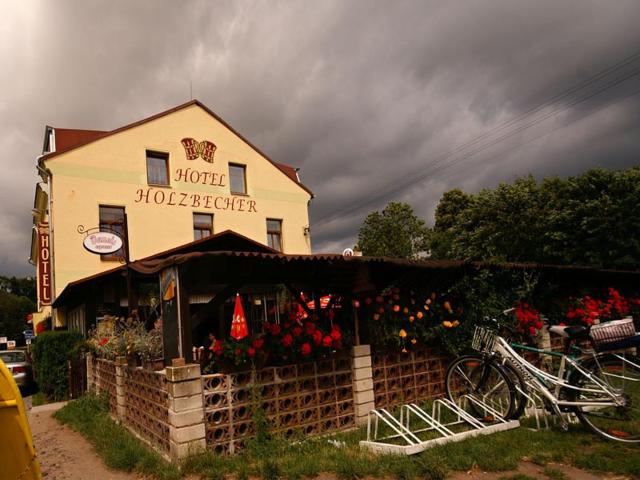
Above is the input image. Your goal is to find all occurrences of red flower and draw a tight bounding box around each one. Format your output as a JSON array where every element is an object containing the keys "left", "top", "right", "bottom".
[
  {"left": 247, "top": 347, "right": 256, "bottom": 358},
  {"left": 331, "top": 328, "right": 342, "bottom": 342},
  {"left": 322, "top": 335, "right": 333, "bottom": 348},
  {"left": 292, "top": 326, "right": 303, "bottom": 337},
  {"left": 313, "top": 330, "right": 323, "bottom": 345},
  {"left": 98, "top": 337, "right": 109, "bottom": 346},
  {"left": 252, "top": 338, "right": 264, "bottom": 350},
  {"left": 300, "top": 343, "right": 312, "bottom": 356},
  {"left": 282, "top": 334, "right": 293, "bottom": 347}
]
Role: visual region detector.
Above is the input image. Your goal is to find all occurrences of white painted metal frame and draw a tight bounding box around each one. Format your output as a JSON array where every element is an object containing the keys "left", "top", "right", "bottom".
[{"left": 360, "top": 397, "right": 520, "bottom": 455}]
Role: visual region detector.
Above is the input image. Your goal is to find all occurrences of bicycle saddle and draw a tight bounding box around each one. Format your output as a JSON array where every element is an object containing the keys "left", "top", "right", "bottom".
[{"left": 549, "top": 325, "right": 590, "bottom": 339}]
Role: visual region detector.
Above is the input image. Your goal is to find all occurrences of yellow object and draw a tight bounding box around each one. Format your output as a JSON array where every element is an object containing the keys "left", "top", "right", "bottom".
[
  {"left": 443, "top": 321, "right": 453, "bottom": 328},
  {"left": 0, "top": 358, "right": 41, "bottom": 479},
  {"left": 399, "top": 329, "right": 407, "bottom": 338}
]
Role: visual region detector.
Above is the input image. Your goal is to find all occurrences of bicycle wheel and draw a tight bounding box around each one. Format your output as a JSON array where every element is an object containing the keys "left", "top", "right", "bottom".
[
  {"left": 445, "top": 355, "right": 516, "bottom": 420},
  {"left": 570, "top": 353, "right": 640, "bottom": 442},
  {"left": 500, "top": 361, "right": 528, "bottom": 420}
]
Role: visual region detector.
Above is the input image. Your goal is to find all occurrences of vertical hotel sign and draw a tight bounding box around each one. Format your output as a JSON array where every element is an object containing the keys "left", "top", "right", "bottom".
[{"left": 38, "top": 223, "right": 52, "bottom": 307}]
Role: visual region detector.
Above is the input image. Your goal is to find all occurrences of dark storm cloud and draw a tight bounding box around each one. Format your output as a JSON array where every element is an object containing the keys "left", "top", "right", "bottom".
[{"left": 1, "top": 0, "right": 640, "bottom": 275}]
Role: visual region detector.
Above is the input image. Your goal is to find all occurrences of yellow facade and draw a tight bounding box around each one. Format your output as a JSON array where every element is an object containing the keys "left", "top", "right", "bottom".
[{"left": 32, "top": 101, "right": 312, "bottom": 323}]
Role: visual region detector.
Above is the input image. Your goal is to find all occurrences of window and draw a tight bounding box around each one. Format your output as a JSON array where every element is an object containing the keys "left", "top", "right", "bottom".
[
  {"left": 266, "top": 219, "right": 282, "bottom": 252},
  {"left": 193, "top": 213, "right": 213, "bottom": 240},
  {"left": 146, "top": 150, "right": 169, "bottom": 186},
  {"left": 99, "top": 205, "right": 126, "bottom": 260},
  {"left": 229, "top": 164, "right": 246, "bottom": 195}
]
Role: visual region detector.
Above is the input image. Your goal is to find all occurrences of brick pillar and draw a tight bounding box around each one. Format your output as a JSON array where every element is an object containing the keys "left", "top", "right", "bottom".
[
  {"left": 86, "top": 352, "right": 94, "bottom": 390},
  {"left": 352, "top": 344, "right": 375, "bottom": 426},
  {"left": 114, "top": 356, "right": 127, "bottom": 420},
  {"left": 165, "top": 363, "right": 206, "bottom": 460}
]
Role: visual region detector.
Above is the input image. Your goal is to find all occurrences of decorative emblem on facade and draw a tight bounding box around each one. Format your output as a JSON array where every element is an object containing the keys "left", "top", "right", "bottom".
[{"left": 181, "top": 138, "right": 217, "bottom": 163}]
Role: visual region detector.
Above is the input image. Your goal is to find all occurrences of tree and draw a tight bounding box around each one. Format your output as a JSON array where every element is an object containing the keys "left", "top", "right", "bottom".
[
  {"left": 356, "top": 202, "right": 430, "bottom": 258},
  {"left": 428, "top": 167, "right": 640, "bottom": 269},
  {"left": 0, "top": 276, "right": 36, "bottom": 304},
  {"left": 0, "top": 290, "right": 35, "bottom": 343},
  {"left": 431, "top": 188, "right": 471, "bottom": 258}
]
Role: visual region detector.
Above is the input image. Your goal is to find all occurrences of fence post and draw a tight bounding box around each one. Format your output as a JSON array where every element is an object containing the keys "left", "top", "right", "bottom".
[
  {"left": 114, "top": 356, "right": 127, "bottom": 420},
  {"left": 165, "top": 362, "right": 206, "bottom": 461},
  {"left": 86, "top": 352, "right": 94, "bottom": 390},
  {"left": 351, "top": 344, "right": 375, "bottom": 426}
]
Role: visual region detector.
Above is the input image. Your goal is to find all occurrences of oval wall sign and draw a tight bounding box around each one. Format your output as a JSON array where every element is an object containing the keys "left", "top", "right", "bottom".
[{"left": 83, "top": 232, "right": 123, "bottom": 254}]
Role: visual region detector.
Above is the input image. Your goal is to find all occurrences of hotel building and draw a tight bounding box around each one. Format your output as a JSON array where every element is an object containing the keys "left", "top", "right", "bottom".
[{"left": 29, "top": 100, "right": 313, "bottom": 331}]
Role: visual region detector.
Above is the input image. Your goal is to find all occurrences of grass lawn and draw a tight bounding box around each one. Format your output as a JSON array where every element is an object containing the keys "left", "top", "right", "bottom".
[{"left": 54, "top": 395, "right": 640, "bottom": 480}]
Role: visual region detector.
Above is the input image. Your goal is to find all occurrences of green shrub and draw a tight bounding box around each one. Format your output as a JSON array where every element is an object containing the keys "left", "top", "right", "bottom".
[{"left": 31, "top": 330, "right": 83, "bottom": 400}]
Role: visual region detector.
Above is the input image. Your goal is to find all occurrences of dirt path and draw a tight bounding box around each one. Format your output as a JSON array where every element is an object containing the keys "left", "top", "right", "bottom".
[{"left": 27, "top": 402, "right": 141, "bottom": 480}]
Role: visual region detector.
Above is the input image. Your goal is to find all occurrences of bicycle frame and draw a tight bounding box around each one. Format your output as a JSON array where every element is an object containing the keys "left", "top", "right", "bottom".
[{"left": 492, "top": 336, "right": 625, "bottom": 409}]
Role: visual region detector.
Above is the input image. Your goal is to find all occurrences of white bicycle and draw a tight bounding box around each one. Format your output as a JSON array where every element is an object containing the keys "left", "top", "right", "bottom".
[{"left": 445, "top": 316, "right": 640, "bottom": 442}]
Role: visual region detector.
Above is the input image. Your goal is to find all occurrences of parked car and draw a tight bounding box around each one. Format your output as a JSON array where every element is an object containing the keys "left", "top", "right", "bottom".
[{"left": 0, "top": 348, "right": 33, "bottom": 389}]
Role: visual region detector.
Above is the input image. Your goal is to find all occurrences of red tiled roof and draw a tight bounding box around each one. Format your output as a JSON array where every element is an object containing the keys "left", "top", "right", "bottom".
[
  {"left": 43, "top": 100, "right": 313, "bottom": 196},
  {"left": 53, "top": 128, "right": 109, "bottom": 152},
  {"left": 274, "top": 162, "right": 299, "bottom": 184}
]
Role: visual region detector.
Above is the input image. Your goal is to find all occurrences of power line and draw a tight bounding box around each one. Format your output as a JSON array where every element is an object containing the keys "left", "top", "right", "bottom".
[{"left": 313, "top": 51, "right": 640, "bottom": 228}]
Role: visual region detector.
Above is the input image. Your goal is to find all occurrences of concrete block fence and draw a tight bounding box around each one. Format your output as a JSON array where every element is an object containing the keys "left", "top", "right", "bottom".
[{"left": 87, "top": 345, "right": 451, "bottom": 461}]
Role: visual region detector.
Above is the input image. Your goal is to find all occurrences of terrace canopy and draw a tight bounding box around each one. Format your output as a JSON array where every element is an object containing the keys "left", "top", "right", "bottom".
[{"left": 53, "top": 230, "right": 640, "bottom": 364}]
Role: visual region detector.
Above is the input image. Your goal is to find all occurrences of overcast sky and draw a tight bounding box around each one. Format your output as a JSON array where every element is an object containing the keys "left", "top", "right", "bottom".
[{"left": 2, "top": 0, "right": 640, "bottom": 276}]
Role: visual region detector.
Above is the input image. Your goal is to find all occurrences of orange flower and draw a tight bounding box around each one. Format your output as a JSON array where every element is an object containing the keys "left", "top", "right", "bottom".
[
  {"left": 417, "top": 311, "right": 423, "bottom": 319},
  {"left": 452, "top": 320, "right": 460, "bottom": 327},
  {"left": 409, "top": 316, "right": 415, "bottom": 323},
  {"left": 444, "top": 301, "right": 452, "bottom": 312},
  {"left": 399, "top": 329, "right": 407, "bottom": 338},
  {"left": 403, "top": 307, "right": 409, "bottom": 314},
  {"left": 411, "top": 338, "right": 417, "bottom": 345},
  {"left": 393, "top": 305, "right": 400, "bottom": 312},
  {"left": 373, "top": 313, "right": 380, "bottom": 321},
  {"left": 442, "top": 321, "right": 453, "bottom": 328}
]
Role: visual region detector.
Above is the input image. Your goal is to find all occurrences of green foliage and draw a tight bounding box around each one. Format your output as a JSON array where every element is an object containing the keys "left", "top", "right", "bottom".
[
  {"left": 431, "top": 167, "right": 640, "bottom": 268},
  {"left": 0, "top": 289, "right": 35, "bottom": 343},
  {"left": 0, "top": 275, "right": 36, "bottom": 304},
  {"left": 31, "top": 330, "right": 83, "bottom": 400},
  {"left": 54, "top": 394, "right": 180, "bottom": 480},
  {"left": 357, "top": 202, "right": 430, "bottom": 258}
]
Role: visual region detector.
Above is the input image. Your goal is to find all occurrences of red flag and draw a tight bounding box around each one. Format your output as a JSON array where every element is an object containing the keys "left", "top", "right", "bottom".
[{"left": 230, "top": 294, "right": 249, "bottom": 340}]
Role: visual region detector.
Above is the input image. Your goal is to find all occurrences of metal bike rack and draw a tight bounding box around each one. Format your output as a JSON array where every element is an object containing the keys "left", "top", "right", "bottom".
[{"left": 360, "top": 396, "right": 520, "bottom": 455}]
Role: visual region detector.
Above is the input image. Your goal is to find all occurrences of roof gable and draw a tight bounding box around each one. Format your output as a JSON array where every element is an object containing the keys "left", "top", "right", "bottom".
[{"left": 41, "top": 100, "right": 313, "bottom": 196}]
